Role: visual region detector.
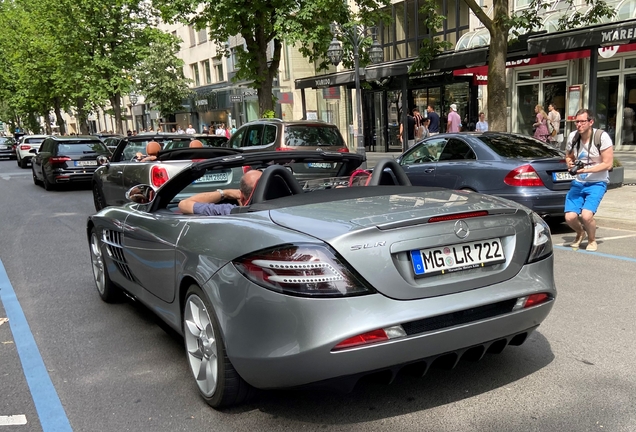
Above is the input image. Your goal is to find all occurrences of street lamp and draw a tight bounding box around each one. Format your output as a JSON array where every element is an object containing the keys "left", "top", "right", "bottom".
[
  {"left": 129, "top": 92, "right": 138, "bottom": 106},
  {"left": 327, "top": 23, "right": 384, "bottom": 167},
  {"left": 129, "top": 92, "right": 138, "bottom": 133}
]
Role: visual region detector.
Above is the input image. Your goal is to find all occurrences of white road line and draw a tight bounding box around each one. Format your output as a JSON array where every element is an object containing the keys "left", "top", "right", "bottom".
[
  {"left": 557, "top": 233, "right": 636, "bottom": 246},
  {"left": 0, "top": 415, "right": 27, "bottom": 426}
]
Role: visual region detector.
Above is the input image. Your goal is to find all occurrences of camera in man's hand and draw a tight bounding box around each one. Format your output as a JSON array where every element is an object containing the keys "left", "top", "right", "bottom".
[{"left": 568, "top": 160, "right": 585, "bottom": 176}]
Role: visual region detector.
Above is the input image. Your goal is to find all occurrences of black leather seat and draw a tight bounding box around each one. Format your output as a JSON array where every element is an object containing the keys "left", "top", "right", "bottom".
[
  {"left": 248, "top": 165, "right": 303, "bottom": 204},
  {"left": 368, "top": 158, "right": 412, "bottom": 186}
]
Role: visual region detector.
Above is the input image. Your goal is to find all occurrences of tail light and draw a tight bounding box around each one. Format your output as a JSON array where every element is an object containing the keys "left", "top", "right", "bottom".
[
  {"left": 428, "top": 210, "right": 488, "bottom": 223},
  {"left": 275, "top": 147, "right": 294, "bottom": 151},
  {"left": 504, "top": 165, "right": 544, "bottom": 187},
  {"left": 527, "top": 212, "right": 552, "bottom": 263},
  {"left": 151, "top": 165, "right": 169, "bottom": 187},
  {"left": 20, "top": 145, "right": 31, "bottom": 150},
  {"left": 234, "top": 243, "right": 375, "bottom": 297},
  {"left": 337, "top": 147, "right": 350, "bottom": 153},
  {"left": 512, "top": 292, "right": 551, "bottom": 310},
  {"left": 50, "top": 156, "right": 71, "bottom": 164},
  {"left": 332, "top": 325, "right": 406, "bottom": 351}
]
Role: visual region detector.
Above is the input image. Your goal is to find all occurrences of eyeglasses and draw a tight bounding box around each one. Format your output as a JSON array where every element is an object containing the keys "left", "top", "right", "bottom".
[{"left": 574, "top": 119, "right": 591, "bottom": 124}]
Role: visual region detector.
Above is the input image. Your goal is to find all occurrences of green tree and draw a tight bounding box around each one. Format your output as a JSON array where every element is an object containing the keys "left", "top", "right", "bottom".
[
  {"left": 155, "top": 0, "right": 390, "bottom": 117},
  {"left": 134, "top": 30, "right": 193, "bottom": 117}
]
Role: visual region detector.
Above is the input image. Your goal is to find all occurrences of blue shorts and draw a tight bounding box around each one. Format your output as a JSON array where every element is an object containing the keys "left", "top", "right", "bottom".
[{"left": 565, "top": 181, "right": 607, "bottom": 214}]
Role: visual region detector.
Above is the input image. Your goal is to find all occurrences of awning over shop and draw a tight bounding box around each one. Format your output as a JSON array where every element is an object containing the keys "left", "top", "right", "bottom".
[
  {"left": 294, "top": 70, "right": 356, "bottom": 90},
  {"left": 528, "top": 17, "right": 636, "bottom": 54}
]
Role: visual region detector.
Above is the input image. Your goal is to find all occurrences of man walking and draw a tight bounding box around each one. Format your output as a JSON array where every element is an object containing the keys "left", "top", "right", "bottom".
[
  {"left": 564, "top": 109, "right": 613, "bottom": 251},
  {"left": 399, "top": 111, "right": 416, "bottom": 150},
  {"left": 426, "top": 105, "right": 440, "bottom": 135},
  {"left": 447, "top": 104, "right": 461, "bottom": 133},
  {"left": 413, "top": 107, "right": 424, "bottom": 140},
  {"left": 547, "top": 103, "right": 562, "bottom": 148}
]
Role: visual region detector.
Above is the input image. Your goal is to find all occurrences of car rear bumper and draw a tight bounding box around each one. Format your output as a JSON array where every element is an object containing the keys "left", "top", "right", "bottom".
[
  {"left": 495, "top": 190, "right": 568, "bottom": 217},
  {"left": 53, "top": 170, "right": 96, "bottom": 183},
  {"left": 204, "top": 256, "right": 556, "bottom": 389}
]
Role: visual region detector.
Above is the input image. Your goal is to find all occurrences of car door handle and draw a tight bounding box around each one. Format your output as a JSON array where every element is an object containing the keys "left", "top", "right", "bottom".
[{"left": 424, "top": 168, "right": 434, "bottom": 173}]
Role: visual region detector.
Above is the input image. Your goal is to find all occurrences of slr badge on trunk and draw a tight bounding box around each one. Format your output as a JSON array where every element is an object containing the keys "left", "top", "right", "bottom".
[{"left": 350, "top": 241, "right": 386, "bottom": 251}]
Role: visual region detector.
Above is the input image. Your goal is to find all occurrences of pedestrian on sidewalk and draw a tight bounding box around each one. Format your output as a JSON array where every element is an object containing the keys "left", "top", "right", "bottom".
[
  {"left": 564, "top": 108, "right": 614, "bottom": 251},
  {"left": 533, "top": 104, "right": 550, "bottom": 142},
  {"left": 476, "top": 112, "right": 489, "bottom": 132},
  {"left": 399, "top": 111, "right": 416, "bottom": 150},
  {"left": 547, "top": 103, "right": 562, "bottom": 147},
  {"left": 447, "top": 104, "right": 461, "bottom": 133},
  {"left": 426, "top": 105, "right": 440, "bottom": 135},
  {"left": 413, "top": 107, "right": 425, "bottom": 140}
]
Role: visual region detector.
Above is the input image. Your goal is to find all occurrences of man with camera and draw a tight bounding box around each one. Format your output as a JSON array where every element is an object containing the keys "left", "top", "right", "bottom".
[{"left": 564, "top": 109, "right": 614, "bottom": 251}]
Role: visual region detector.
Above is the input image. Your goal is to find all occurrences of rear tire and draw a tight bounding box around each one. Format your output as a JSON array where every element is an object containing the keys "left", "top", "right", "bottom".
[
  {"left": 32, "top": 165, "right": 42, "bottom": 186},
  {"left": 42, "top": 172, "right": 55, "bottom": 191},
  {"left": 93, "top": 183, "right": 106, "bottom": 211},
  {"left": 89, "top": 228, "right": 121, "bottom": 303},
  {"left": 19, "top": 157, "right": 28, "bottom": 169},
  {"left": 183, "top": 285, "right": 252, "bottom": 408}
]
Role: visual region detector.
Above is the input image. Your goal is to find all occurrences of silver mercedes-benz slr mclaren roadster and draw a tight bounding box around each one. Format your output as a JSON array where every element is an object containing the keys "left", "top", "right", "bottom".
[{"left": 86, "top": 150, "right": 556, "bottom": 408}]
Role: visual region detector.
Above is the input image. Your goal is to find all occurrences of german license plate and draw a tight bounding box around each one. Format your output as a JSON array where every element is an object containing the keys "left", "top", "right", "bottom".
[
  {"left": 552, "top": 171, "right": 574, "bottom": 182},
  {"left": 410, "top": 238, "right": 505, "bottom": 277},
  {"left": 195, "top": 172, "right": 229, "bottom": 183},
  {"left": 307, "top": 162, "right": 334, "bottom": 169},
  {"left": 75, "top": 160, "right": 97, "bottom": 166}
]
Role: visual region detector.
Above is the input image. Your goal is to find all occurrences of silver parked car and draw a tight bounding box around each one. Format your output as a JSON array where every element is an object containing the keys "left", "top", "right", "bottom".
[
  {"left": 87, "top": 151, "right": 556, "bottom": 408},
  {"left": 91, "top": 134, "right": 240, "bottom": 211}
]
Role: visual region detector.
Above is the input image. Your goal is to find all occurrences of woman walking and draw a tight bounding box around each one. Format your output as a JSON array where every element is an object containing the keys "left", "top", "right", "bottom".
[{"left": 533, "top": 104, "right": 550, "bottom": 142}]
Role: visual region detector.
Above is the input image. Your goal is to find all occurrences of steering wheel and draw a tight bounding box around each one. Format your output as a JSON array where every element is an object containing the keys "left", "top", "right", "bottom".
[{"left": 412, "top": 155, "right": 434, "bottom": 164}]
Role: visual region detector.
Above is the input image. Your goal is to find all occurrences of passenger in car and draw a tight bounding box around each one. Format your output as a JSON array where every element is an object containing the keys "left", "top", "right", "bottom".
[
  {"left": 135, "top": 141, "right": 161, "bottom": 162},
  {"left": 189, "top": 140, "right": 203, "bottom": 148},
  {"left": 178, "top": 170, "right": 262, "bottom": 216}
]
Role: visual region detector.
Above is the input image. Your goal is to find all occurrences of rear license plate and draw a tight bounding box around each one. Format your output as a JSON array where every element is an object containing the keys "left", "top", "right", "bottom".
[
  {"left": 410, "top": 238, "right": 505, "bottom": 277},
  {"left": 75, "top": 160, "right": 97, "bottom": 166},
  {"left": 307, "top": 162, "right": 334, "bottom": 169},
  {"left": 552, "top": 171, "right": 574, "bottom": 182},
  {"left": 195, "top": 172, "right": 229, "bottom": 183}
]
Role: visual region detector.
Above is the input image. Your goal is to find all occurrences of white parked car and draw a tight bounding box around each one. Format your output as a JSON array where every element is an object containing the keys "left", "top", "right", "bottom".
[{"left": 16, "top": 134, "right": 47, "bottom": 168}]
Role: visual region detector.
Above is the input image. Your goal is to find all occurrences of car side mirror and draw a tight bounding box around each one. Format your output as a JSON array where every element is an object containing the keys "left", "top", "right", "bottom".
[
  {"left": 97, "top": 155, "right": 110, "bottom": 167},
  {"left": 125, "top": 184, "right": 155, "bottom": 204}
]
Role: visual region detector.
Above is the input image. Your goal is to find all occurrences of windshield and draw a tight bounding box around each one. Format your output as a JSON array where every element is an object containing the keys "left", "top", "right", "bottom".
[
  {"left": 478, "top": 134, "right": 563, "bottom": 158},
  {"left": 285, "top": 125, "right": 345, "bottom": 147}
]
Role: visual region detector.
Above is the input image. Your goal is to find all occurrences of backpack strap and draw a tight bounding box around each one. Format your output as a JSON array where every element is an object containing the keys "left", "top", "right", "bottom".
[{"left": 593, "top": 128, "right": 604, "bottom": 152}]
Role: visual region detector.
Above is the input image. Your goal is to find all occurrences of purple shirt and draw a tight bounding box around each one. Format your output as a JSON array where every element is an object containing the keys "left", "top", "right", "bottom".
[
  {"left": 193, "top": 202, "right": 236, "bottom": 216},
  {"left": 447, "top": 111, "right": 461, "bottom": 133}
]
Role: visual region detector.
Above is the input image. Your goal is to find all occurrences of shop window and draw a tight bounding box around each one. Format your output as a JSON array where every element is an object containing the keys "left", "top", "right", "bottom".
[
  {"left": 517, "top": 84, "right": 539, "bottom": 136},
  {"left": 517, "top": 70, "right": 540, "bottom": 81},
  {"left": 622, "top": 74, "right": 636, "bottom": 145},
  {"left": 598, "top": 60, "right": 620, "bottom": 71},
  {"left": 625, "top": 58, "right": 636, "bottom": 69},
  {"left": 597, "top": 76, "right": 618, "bottom": 144},
  {"left": 543, "top": 67, "right": 567, "bottom": 79}
]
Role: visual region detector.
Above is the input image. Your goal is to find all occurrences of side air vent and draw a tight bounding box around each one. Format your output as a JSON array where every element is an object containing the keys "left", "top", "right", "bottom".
[{"left": 102, "top": 230, "right": 136, "bottom": 282}]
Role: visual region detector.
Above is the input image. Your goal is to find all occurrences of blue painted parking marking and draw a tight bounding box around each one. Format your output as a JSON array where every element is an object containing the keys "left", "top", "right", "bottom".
[
  {"left": 0, "top": 259, "right": 72, "bottom": 432},
  {"left": 554, "top": 245, "right": 636, "bottom": 263}
]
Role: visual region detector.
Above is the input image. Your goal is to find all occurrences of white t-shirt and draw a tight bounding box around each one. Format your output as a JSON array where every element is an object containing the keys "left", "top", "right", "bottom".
[
  {"left": 185, "top": 127, "right": 196, "bottom": 134},
  {"left": 565, "top": 129, "right": 613, "bottom": 183}
]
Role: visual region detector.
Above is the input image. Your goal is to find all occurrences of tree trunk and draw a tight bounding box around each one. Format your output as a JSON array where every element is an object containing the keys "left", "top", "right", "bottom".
[
  {"left": 53, "top": 99, "right": 66, "bottom": 136},
  {"left": 42, "top": 112, "right": 52, "bottom": 135},
  {"left": 487, "top": 1, "right": 509, "bottom": 132},
  {"left": 75, "top": 97, "right": 90, "bottom": 135},
  {"left": 110, "top": 94, "right": 123, "bottom": 135}
]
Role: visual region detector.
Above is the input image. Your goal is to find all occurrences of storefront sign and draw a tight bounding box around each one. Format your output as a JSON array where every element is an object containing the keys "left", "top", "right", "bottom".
[
  {"left": 278, "top": 92, "right": 294, "bottom": 104},
  {"left": 195, "top": 99, "right": 208, "bottom": 106},
  {"left": 567, "top": 85, "right": 584, "bottom": 121},
  {"left": 315, "top": 78, "right": 332, "bottom": 88},
  {"left": 322, "top": 87, "right": 340, "bottom": 100},
  {"left": 601, "top": 28, "right": 636, "bottom": 45},
  {"left": 598, "top": 45, "right": 619, "bottom": 58},
  {"left": 229, "top": 95, "right": 243, "bottom": 103}
]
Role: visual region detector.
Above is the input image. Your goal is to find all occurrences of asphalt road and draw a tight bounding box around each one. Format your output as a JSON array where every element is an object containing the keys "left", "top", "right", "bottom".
[{"left": 0, "top": 158, "right": 635, "bottom": 432}]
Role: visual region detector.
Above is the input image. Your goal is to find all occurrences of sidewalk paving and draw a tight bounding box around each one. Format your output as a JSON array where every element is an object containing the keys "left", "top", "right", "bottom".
[{"left": 365, "top": 150, "right": 636, "bottom": 229}]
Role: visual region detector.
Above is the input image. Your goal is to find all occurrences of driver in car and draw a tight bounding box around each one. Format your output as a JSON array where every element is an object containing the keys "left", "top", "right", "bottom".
[
  {"left": 178, "top": 170, "right": 262, "bottom": 216},
  {"left": 135, "top": 141, "right": 161, "bottom": 162}
]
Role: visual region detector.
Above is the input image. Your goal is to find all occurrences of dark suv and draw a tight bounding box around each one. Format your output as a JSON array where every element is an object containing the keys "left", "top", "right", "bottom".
[
  {"left": 228, "top": 119, "right": 349, "bottom": 153},
  {"left": 228, "top": 119, "right": 350, "bottom": 180},
  {"left": 32, "top": 136, "right": 111, "bottom": 190}
]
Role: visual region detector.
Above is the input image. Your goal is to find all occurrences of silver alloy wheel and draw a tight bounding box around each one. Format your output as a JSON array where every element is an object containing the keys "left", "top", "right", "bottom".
[
  {"left": 90, "top": 233, "right": 106, "bottom": 295},
  {"left": 184, "top": 295, "right": 218, "bottom": 397}
]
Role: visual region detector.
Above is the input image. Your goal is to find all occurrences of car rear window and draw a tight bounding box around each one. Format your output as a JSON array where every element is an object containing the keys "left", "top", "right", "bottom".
[
  {"left": 285, "top": 126, "right": 345, "bottom": 147},
  {"left": 478, "top": 134, "right": 563, "bottom": 158},
  {"left": 24, "top": 138, "right": 44, "bottom": 144},
  {"left": 57, "top": 142, "right": 108, "bottom": 154}
]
